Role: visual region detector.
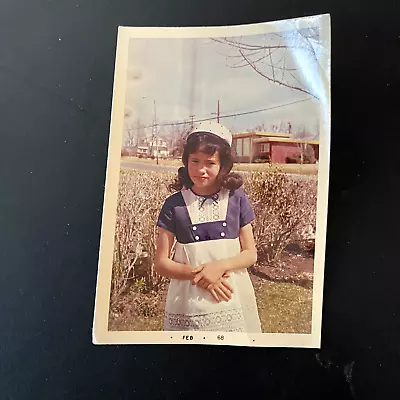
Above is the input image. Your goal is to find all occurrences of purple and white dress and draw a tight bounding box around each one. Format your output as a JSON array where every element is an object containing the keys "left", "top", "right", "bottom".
[{"left": 157, "top": 187, "right": 262, "bottom": 333}]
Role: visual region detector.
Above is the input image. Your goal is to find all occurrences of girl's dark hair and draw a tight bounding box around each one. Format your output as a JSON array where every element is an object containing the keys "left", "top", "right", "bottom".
[{"left": 169, "top": 132, "right": 243, "bottom": 192}]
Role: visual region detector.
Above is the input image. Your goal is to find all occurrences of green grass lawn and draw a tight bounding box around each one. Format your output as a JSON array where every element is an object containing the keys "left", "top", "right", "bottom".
[
  {"left": 108, "top": 279, "right": 312, "bottom": 333},
  {"left": 121, "top": 156, "right": 318, "bottom": 176},
  {"left": 233, "top": 163, "right": 318, "bottom": 176},
  {"left": 122, "top": 156, "right": 181, "bottom": 166},
  {"left": 254, "top": 280, "right": 312, "bottom": 333}
]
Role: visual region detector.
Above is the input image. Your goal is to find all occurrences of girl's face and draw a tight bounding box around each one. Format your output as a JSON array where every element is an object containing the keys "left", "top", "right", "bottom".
[{"left": 187, "top": 150, "right": 221, "bottom": 194}]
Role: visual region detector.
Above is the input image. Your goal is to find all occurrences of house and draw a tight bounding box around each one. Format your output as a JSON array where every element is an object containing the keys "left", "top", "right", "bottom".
[
  {"left": 136, "top": 146, "right": 149, "bottom": 157},
  {"left": 146, "top": 137, "right": 169, "bottom": 158},
  {"left": 121, "top": 145, "right": 149, "bottom": 157},
  {"left": 232, "top": 132, "right": 319, "bottom": 164},
  {"left": 149, "top": 145, "right": 169, "bottom": 158}
]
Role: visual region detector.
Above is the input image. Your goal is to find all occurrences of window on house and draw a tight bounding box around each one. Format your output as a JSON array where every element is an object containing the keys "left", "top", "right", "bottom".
[
  {"left": 236, "top": 138, "right": 243, "bottom": 156},
  {"left": 243, "top": 137, "right": 250, "bottom": 156},
  {"left": 259, "top": 143, "right": 270, "bottom": 152}
]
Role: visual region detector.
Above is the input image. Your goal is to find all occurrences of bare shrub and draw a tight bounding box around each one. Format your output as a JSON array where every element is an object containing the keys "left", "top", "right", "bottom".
[
  {"left": 111, "top": 170, "right": 174, "bottom": 303},
  {"left": 244, "top": 168, "right": 317, "bottom": 264}
]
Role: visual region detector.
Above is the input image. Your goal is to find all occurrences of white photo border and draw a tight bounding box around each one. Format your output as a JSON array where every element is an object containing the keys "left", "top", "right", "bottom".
[{"left": 93, "top": 14, "right": 331, "bottom": 348}]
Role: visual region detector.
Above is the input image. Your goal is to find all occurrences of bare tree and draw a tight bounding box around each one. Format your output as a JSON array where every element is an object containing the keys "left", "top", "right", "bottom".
[
  {"left": 135, "top": 118, "right": 147, "bottom": 146},
  {"left": 246, "top": 123, "right": 267, "bottom": 133},
  {"left": 167, "top": 121, "right": 192, "bottom": 157},
  {"left": 123, "top": 108, "right": 135, "bottom": 148},
  {"left": 124, "top": 126, "right": 136, "bottom": 148},
  {"left": 212, "top": 27, "right": 320, "bottom": 99}
]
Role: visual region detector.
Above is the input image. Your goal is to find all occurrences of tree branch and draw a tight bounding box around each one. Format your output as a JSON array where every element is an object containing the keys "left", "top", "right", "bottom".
[
  {"left": 239, "top": 49, "right": 317, "bottom": 98},
  {"left": 212, "top": 37, "right": 293, "bottom": 51}
]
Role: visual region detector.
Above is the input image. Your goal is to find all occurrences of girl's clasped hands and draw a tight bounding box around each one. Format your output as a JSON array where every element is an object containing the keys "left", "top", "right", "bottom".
[{"left": 191, "top": 260, "right": 233, "bottom": 303}]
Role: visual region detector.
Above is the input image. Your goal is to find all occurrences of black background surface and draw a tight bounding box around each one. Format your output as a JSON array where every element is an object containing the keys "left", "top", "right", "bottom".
[{"left": 1, "top": 1, "right": 399, "bottom": 399}]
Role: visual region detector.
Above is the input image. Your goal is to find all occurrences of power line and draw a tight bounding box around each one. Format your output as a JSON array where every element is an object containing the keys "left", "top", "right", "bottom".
[{"left": 143, "top": 97, "right": 313, "bottom": 129}]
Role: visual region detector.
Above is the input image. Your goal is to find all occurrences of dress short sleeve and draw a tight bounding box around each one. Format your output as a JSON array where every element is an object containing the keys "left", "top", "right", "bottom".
[
  {"left": 240, "top": 189, "right": 255, "bottom": 228},
  {"left": 157, "top": 197, "right": 176, "bottom": 234}
]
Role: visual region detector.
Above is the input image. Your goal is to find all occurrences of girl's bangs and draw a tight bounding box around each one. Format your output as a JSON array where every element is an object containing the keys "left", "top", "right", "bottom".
[
  {"left": 197, "top": 142, "right": 218, "bottom": 155},
  {"left": 187, "top": 132, "right": 222, "bottom": 156}
]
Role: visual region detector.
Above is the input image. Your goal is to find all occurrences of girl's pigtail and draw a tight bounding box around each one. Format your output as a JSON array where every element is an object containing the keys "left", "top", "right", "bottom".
[
  {"left": 220, "top": 171, "right": 243, "bottom": 190},
  {"left": 169, "top": 166, "right": 193, "bottom": 192}
]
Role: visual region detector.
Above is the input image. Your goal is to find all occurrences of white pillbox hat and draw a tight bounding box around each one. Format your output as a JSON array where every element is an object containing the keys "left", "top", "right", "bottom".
[{"left": 187, "top": 120, "right": 233, "bottom": 147}]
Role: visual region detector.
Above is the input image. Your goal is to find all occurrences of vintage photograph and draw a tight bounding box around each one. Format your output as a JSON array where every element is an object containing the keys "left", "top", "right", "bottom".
[{"left": 93, "top": 14, "right": 331, "bottom": 346}]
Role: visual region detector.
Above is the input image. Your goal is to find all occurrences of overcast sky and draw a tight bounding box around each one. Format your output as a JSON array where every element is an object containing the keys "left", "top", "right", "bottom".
[{"left": 123, "top": 31, "right": 322, "bottom": 137}]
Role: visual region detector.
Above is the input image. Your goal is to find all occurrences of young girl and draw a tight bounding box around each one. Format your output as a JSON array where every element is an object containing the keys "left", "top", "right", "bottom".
[{"left": 155, "top": 121, "right": 262, "bottom": 333}]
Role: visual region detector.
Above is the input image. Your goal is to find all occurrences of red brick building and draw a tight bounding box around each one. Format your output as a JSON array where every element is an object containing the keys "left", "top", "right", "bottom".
[{"left": 232, "top": 132, "right": 319, "bottom": 164}]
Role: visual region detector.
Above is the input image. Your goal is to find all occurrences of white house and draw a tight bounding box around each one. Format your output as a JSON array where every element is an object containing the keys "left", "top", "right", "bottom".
[{"left": 146, "top": 137, "right": 169, "bottom": 158}]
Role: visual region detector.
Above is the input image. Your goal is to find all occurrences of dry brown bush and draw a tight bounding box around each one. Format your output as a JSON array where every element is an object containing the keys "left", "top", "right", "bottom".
[
  {"left": 111, "top": 170, "right": 173, "bottom": 303},
  {"left": 244, "top": 168, "right": 317, "bottom": 264}
]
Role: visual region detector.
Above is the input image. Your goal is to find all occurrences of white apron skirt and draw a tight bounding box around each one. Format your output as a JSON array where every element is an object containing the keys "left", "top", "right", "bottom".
[{"left": 164, "top": 238, "right": 262, "bottom": 333}]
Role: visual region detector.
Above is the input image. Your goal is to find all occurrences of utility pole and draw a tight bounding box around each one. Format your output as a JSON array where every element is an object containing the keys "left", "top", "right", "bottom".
[
  {"left": 211, "top": 101, "right": 220, "bottom": 123},
  {"left": 135, "top": 118, "right": 141, "bottom": 147},
  {"left": 190, "top": 114, "right": 195, "bottom": 129},
  {"left": 154, "top": 100, "right": 158, "bottom": 165},
  {"left": 188, "top": 39, "right": 197, "bottom": 130}
]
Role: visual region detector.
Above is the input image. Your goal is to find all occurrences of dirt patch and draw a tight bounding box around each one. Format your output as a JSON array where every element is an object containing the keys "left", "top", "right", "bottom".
[
  {"left": 108, "top": 287, "right": 168, "bottom": 331},
  {"left": 251, "top": 247, "right": 314, "bottom": 289}
]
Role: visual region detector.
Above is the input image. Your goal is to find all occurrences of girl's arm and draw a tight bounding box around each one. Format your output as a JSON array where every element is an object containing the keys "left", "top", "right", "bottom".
[
  {"left": 192, "top": 223, "right": 257, "bottom": 286},
  {"left": 222, "top": 223, "right": 258, "bottom": 272},
  {"left": 154, "top": 227, "right": 195, "bottom": 280}
]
